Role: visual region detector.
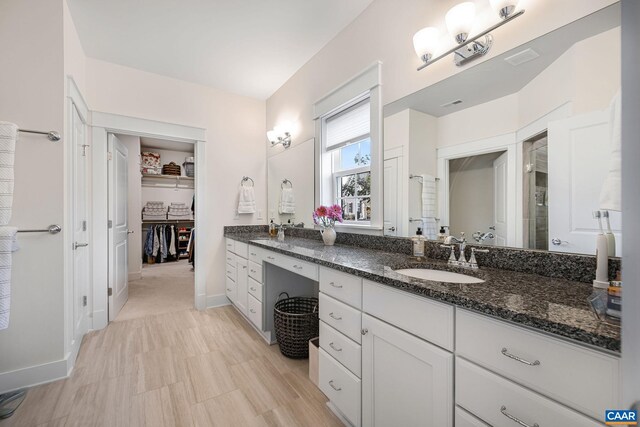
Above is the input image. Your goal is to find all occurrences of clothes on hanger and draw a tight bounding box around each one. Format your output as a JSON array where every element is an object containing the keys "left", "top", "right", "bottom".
[{"left": 143, "top": 224, "right": 182, "bottom": 263}]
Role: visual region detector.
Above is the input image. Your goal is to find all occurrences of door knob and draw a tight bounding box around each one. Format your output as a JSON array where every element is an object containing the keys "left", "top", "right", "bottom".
[
  {"left": 74, "top": 242, "right": 89, "bottom": 250},
  {"left": 127, "top": 229, "right": 134, "bottom": 234},
  {"left": 551, "top": 238, "right": 567, "bottom": 246},
  {"left": 387, "top": 226, "right": 396, "bottom": 232}
]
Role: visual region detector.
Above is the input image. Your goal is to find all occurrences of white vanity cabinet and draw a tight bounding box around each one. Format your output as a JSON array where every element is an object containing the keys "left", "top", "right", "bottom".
[{"left": 225, "top": 238, "right": 251, "bottom": 317}]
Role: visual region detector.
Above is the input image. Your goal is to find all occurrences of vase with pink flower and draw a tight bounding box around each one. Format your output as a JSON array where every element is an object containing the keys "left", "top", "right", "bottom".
[{"left": 313, "top": 204, "right": 343, "bottom": 246}]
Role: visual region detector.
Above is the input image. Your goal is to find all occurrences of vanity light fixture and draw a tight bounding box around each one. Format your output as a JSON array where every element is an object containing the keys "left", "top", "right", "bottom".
[
  {"left": 267, "top": 122, "right": 292, "bottom": 148},
  {"left": 415, "top": 0, "right": 524, "bottom": 71}
]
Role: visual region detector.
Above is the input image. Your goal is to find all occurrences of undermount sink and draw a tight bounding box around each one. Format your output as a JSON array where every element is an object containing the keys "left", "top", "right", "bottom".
[{"left": 394, "top": 268, "right": 485, "bottom": 284}]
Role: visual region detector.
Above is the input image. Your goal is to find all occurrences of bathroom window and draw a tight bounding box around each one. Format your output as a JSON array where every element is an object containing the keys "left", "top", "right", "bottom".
[{"left": 314, "top": 62, "right": 382, "bottom": 230}]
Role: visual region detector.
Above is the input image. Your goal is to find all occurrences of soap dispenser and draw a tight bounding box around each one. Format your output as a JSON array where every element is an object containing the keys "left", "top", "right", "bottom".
[
  {"left": 269, "top": 219, "right": 277, "bottom": 237},
  {"left": 412, "top": 227, "right": 426, "bottom": 257},
  {"left": 438, "top": 226, "right": 449, "bottom": 242}
]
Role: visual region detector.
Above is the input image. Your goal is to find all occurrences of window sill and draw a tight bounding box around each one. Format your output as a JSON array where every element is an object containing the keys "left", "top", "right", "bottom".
[{"left": 323, "top": 223, "right": 384, "bottom": 235}]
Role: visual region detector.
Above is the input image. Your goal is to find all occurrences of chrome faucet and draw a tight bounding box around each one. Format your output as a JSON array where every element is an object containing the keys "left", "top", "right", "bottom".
[{"left": 441, "top": 232, "right": 489, "bottom": 268}]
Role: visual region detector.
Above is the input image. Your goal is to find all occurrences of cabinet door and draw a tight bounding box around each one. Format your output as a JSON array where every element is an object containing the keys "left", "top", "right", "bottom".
[
  {"left": 362, "top": 314, "right": 453, "bottom": 427},
  {"left": 235, "top": 258, "right": 248, "bottom": 315}
]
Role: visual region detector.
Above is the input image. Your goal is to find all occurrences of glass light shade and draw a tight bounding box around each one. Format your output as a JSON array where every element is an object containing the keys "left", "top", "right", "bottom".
[
  {"left": 445, "top": 2, "right": 476, "bottom": 42},
  {"left": 274, "top": 121, "right": 292, "bottom": 138},
  {"left": 267, "top": 130, "right": 277, "bottom": 142},
  {"left": 413, "top": 27, "right": 440, "bottom": 61}
]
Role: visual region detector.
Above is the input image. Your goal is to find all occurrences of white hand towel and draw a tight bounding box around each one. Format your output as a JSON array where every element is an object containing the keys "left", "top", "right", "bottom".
[
  {"left": 0, "top": 226, "right": 19, "bottom": 330},
  {"left": 600, "top": 91, "right": 621, "bottom": 212},
  {"left": 237, "top": 186, "right": 256, "bottom": 214},
  {"left": 279, "top": 188, "right": 296, "bottom": 214},
  {"left": 0, "top": 122, "right": 17, "bottom": 225},
  {"left": 420, "top": 174, "right": 437, "bottom": 218},
  {"left": 422, "top": 217, "right": 438, "bottom": 240}
]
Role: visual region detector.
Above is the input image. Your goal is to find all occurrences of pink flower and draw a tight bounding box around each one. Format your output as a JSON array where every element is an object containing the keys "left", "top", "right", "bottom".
[{"left": 315, "top": 206, "right": 328, "bottom": 217}]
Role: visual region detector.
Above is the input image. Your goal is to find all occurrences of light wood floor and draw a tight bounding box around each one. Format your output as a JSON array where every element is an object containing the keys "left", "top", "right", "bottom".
[{"left": 2, "top": 305, "right": 341, "bottom": 427}]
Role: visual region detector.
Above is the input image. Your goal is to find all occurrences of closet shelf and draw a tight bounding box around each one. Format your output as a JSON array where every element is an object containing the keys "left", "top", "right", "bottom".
[
  {"left": 142, "top": 219, "right": 194, "bottom": 224},
  {"left": 141, "top": 174, "right": 194, "bottom": 189},
  {"left": 141, "top": 174, "right": 194, "bottom": 181}
]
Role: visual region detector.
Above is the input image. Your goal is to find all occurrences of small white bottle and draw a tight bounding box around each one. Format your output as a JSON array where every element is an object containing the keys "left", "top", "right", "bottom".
[
  {"left": 412, "top": 227, "right": 426, "bottom": 257},
  {"left": 277, "top": 226, "right": 285, "bottom": 242}
]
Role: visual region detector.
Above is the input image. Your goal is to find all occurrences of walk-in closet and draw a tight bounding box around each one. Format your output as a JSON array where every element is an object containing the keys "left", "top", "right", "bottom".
[{"left": 113, "top": 134, "right": 196, "bottom": 321}]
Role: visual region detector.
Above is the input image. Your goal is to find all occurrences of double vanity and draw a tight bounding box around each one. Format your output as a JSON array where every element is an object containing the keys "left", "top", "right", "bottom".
[{"left": 224, "top": 228, "right": 620, "bottom": 427}]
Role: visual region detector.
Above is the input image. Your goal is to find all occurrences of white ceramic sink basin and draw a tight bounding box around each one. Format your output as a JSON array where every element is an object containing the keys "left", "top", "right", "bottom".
[{"left": 394, "top": 268, "right": 485, "bottom": 284}]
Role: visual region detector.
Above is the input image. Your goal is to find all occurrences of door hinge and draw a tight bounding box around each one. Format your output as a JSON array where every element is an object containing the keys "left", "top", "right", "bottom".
[
  {"left": 108, "top": 288, "right": 113, "bottom": 297},
  {"left": 81, "top": 144, "right": 90, "bottom": 157},
  {"left": 108, "top": 152, "right": 113, "bottom": 161},
  {"left": 82, "top": 220, "right": 87, "bottom": 231},
  {"left": 108, "top": 220, "right": 113, "bottom": 229},
  {"left": 82, "top": 296, "right": 87, "bottom": 307}
]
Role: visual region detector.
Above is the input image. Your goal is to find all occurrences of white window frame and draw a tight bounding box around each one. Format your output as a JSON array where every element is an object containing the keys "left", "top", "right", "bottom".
[{"left": 314, "top": 62, "right": 383, "bottom": 232}]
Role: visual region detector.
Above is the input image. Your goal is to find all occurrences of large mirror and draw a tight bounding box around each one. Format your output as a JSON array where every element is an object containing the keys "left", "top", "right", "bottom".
[{"left": 383, "top": 4, "right": 621, "bottom": 256}]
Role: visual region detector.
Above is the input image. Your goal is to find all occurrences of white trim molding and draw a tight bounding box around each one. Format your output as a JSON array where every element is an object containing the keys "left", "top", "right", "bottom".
[{"left": 206, "top": 294, "right": 232, "bottom": 308}]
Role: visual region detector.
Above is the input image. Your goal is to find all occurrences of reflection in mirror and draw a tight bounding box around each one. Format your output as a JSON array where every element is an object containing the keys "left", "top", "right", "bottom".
[
  {"left": 382, "top": 4, "right": 620, "bottom": 256},
  {"left": 267, "top": 138, "right": 315, "bottom": 228}
]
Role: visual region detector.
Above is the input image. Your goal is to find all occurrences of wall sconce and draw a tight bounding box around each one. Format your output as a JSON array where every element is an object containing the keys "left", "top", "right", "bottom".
[
  {"left": 267, "top": 121, "right": 292, "bottom": 148},
  {"left": 414, "top": 1, "right": 524, "bottom": 71}
]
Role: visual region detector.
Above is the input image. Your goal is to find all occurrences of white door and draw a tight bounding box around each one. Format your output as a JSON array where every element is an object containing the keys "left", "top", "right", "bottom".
[
  {"left": 108, "top": 134, "right": 129, "bottom": 320},
  {"left": 383, "top": 157, "right": 399, "bottom": 236},
  {"left": 71, "top": 103, "right": 90, "bottom": 342},
  {"left": 493, "top": 152, "right": 508, "bottom": 246},
  {"left": 362, "top": 313, "right": 453, "bottom": 427},
  {"left": 548, "top": 110, "right": 621, "bottom": 254}
]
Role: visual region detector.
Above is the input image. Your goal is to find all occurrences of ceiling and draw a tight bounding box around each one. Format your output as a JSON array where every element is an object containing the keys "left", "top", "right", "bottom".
[
  {"left": 384, "top": 3, "right": 620, "bottom": 118},
  {"left": 67, "top": 0, "right": 373, "bottom": 100}
]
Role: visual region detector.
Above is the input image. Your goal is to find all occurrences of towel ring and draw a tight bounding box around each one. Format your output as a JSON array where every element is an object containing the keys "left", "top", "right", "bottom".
[
  {"left": 241, "top": 176, "right": 254, "bottom": 187},
  {"left": 281, "top": 179, "right": 293, "bottom": 189}
]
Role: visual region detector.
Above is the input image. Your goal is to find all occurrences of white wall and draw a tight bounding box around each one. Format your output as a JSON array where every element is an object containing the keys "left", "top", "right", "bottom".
[
  {"left": 266, "top": 0, "right": 617, "bottom": 148},
  {"left": 85, "top": 59, "right": 266, "bottom": 304},
  {"left": 0, "top": 0, "right": 66, "bottom": 388},
  {"left": 117, "top": 135, "right": 143, "bottom": 280}
]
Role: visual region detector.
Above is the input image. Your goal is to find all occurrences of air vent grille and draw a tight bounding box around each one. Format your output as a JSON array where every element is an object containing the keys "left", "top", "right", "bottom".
[{"left": 504, "top": 48, "right": 540, "bottom": 66}]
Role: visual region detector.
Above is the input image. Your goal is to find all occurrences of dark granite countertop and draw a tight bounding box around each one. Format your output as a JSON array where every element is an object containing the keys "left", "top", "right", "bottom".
[{"left": 225, "top": 232, "right": 621, "bottom": 353}]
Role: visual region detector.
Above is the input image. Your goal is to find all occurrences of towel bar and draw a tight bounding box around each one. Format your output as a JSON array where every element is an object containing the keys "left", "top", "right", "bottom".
[
  {"left": 18, "top": 129, "right": 61, "bottom": 142},
  {"left": 17, "top": 225, "right": 61, "bottom": 234}
]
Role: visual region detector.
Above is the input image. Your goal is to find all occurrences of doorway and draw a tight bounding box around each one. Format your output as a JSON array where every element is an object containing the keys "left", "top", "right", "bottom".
[{"left": 108, "top": 134, "right": 197, "bottom": 322}]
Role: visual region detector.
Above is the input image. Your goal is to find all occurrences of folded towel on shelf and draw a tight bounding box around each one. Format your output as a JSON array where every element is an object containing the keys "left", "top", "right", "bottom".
[
  {"left": 279, "top": 188, "right": 295, "bottom": 214},
  {"left": 0, "top": 226, "right": 19, "bottom": 330},
  {"left": 237, "top": 185, "right": 256, "bottom": 214},
  {"left": 420, "top": 174, "right": 437, "bottom": 219},
  {"left": 0, "top": 122, "right": 17, "bottom": 225}
]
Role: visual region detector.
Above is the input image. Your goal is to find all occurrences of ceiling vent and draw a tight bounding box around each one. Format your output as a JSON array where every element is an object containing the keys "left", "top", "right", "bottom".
[
  {"left": 504, "top": 48, "right": 540, "bottom": 66},
  {"left": 440, "top": 99, "right": 463, "bottom": 108}
]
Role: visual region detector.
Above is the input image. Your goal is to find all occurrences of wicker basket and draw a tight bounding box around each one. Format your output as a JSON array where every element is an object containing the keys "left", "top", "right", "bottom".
[
  {"left": 274, "top": 292, "right": 319, "bottom": 359},
  {"left": 162, "top": 162, "right": 181, "bottom": 176}
]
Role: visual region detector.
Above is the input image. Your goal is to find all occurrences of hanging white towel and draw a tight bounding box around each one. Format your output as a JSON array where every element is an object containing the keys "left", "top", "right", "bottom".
[
  {"left": 237, "top": 186, "right": 256, "bottom": 214},
  {"left": 600, "top": 91, "right": 621, "bottom": 212},
  {"left": 168, "top": 225, "right": 176, "bottom": 256},
  {"left": 0, "top": 226, "right": 19, "bottom": 330},
  {"left": 422, "top": 218, "right": 438, "bottom": 240},
  {"left": 279, "top": 188, "right": 295, "bottom": 214},
  {"left": 0, "top": 122, "right": 17, "bottom": 225},
  {"left": 420, "top": 174, "right": 437, "bottom": 218}
]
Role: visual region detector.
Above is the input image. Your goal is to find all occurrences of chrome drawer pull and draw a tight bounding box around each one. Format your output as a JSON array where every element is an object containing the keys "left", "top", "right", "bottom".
[
  {"left": 242, "top": 265, "right": 247, "bottom": 269},
  {"left": 329, "top": 342, "right": 343, "bottom": 352},
  {"left": 250, "top": 252, "right": 257, "bottom": 256},
  {"left": 329, "top": 312, "right": 342, "bottom": 321},
  {"left": 250, "top": 309, "right": 256, "bottom": 314},
  {"left": 501, "top": 348, "right": 540, "bottom": 366},
  {"left": 329, "top": 380, "right": 342, "bottom": 391},
  {"left": 500, "top": 406, "right": 539, "bottom": 427},
  {"left": 250, "top": 269, "right": 256, "bottom": 273},
  {"left": 267, "top": 256, "right": 275, "bottom": 260},
  {"left": 226, "top": 288, "right": 232, "bottom": 292},
  {"left": 293, "top": 265, "right": 303, "bottom": 270},
  {"left": 329, "top": 281, "right": 343, "bottom": 289},
  {"left": 250, "top": 287, "right": 257, "bottom": 292}
]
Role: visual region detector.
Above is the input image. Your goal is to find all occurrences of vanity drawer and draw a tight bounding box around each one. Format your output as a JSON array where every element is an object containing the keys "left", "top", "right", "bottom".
[
  {"left": 225, "top": 250, "right": 236, "bottom": 266},
  {"left": 362, "top": 280, "right": 454, "bottom": 351},
  {"left": 225, "top": 276, "right": 237, "bottom": 303},
  {"left": 319, "top": 348, "right": 361, "bottom": 427},
  {"left": 248, "top": 261, "right": 263, "bottom": 283},
  {"left": 279, "top": 255, "right": 318, "bottom": 281},
  {"left": 319, "top": 267, "right": 362, "bottom": 309},
  {"left": 456, "top": 309, "right": 620, "bottom": 418},
  {"left": 248, "top": 246, "right": 263, "bottom": 264},
  {"left": 233, "top": 241, "right": 249, "bottom": 259},
  {"left": 455, "top": 407, "right": 490, "bottom": 427},
  {"left": 247, "top": 294, "right": 262, "bottom": 330},
  {"left": 456, "top": 358, "right": 602, "bottom": 427},
  {"left": 320, "top": 321, "right": 362, "bottom": 378},
  {"left": 248, "top": 277, "right": 262, "bottom": 302},
  {"left": 225, "top": 238, "right": 235, "bottom": 253},
  {"left": 225, "top": 263, "right": 236, "bottom": 281},
  {"left": 319, "top": 293, "right": 362, "bottom": 344}
]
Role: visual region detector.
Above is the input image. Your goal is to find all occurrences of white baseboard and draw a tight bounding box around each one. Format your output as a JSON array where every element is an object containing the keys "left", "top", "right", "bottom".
[
  {"left": 0, "top": 357, "right": 69, "bottom": 394},
  {"left": 206, "top": 293, "right": 231, "bottom": 308}
]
